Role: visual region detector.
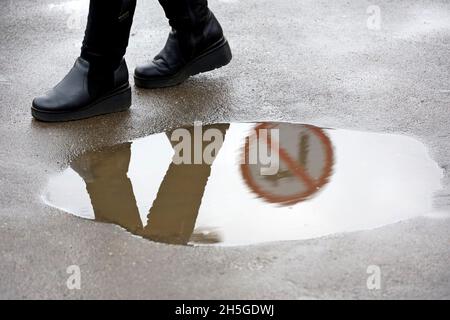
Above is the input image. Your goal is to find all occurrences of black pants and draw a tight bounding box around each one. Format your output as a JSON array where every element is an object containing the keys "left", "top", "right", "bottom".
[
  {"left": 80, "top": 0, "right": 209, "bottom": 70},
  {"left": 81, "top": 0, "right": 137, "bottom": 70}
]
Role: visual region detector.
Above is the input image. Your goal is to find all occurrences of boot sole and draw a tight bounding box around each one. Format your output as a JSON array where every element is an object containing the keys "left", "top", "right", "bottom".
[
  {"left": 134, "top": 37, "right": 232, "bottom": 89},
  {"left": 31, "top": 84, "right": 132, "bottom": 122}
]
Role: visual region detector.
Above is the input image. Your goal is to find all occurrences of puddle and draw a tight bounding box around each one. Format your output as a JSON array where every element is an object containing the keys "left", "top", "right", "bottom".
[{"left": 43, "top": 122, "right": 444, "bottom": 246}]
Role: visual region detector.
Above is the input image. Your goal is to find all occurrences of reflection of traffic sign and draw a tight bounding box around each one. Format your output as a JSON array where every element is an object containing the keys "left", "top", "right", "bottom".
[{"left": 241, "top": 123, "right": 334, "bottom": 205}]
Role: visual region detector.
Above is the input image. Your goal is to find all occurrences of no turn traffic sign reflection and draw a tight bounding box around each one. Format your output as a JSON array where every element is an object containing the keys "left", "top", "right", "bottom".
[{"left": 241, "top": 122, "right": 335, "bottom": 205}]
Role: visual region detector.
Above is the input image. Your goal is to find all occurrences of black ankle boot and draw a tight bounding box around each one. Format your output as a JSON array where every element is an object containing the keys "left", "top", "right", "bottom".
[
  {"left": 32, "top": 0, "right": 136, "bottom": 122},
  {"left": 32, "top": 58, "right": 131, "bottom": 122},
  {"left": 134, "top": 0, "right": 232, "bottom": 88}
]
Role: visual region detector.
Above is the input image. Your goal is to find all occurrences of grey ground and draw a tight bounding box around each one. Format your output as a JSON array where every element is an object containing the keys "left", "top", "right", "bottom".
[{"left": 1, "top": 0, "right": 450, "bottom": 299}]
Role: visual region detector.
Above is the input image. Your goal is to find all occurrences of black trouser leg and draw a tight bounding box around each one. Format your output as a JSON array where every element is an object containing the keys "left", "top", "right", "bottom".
[{"left": 81, "top": 0, "right": 137, "bottom": 70}]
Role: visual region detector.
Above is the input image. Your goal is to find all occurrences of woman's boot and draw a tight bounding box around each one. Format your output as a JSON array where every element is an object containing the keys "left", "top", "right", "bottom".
[
  {"left": 134, "top": 0, "right": 232, "bottom": 89},
  {"left": 32, "top": 0, "right": 136, "bottom": 122}
]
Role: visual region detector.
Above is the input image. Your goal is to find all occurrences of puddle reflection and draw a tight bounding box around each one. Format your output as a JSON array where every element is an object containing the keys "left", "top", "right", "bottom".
[{"left": 43, "top": 122, "right": 443, "bottom": 246}]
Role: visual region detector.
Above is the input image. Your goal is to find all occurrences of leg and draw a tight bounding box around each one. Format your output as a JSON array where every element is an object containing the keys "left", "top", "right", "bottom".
[
  {"left": 140, "top": 124, "right": 230, "bottom": 245},
  {"left": 71, "top": 142, "right": 143, "bottom": 233},
  {"left": 140, "top": 159, "right": 213, "bottom": 245},
  {"left": 81, "top": 0, "right": 136, "bottom": 71},
  {"left": 32, "top": 0, "right": 137, "bottom": 122},
  {"left": 134, "top": 0, "right": 232, "bottom": 88}
]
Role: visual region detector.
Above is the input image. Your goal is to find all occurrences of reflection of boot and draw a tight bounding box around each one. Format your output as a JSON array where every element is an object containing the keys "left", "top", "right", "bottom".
[
  {"left": 71, "top": 142, "right": 143, "bottom": 233},
  {"left": 134, "top": 0, "right": 232, "bottom": 88},
  {"left": 141, "top": 124, "right": 229, "bottom": 245},
  {"left": 32, "top": 0, "right": 136, "bottom": 122}
]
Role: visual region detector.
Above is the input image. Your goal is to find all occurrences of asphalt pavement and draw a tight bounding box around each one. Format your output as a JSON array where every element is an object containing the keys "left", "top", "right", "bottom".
[{"left": 0, "top": 0, "right": 449, "bottom": 299}]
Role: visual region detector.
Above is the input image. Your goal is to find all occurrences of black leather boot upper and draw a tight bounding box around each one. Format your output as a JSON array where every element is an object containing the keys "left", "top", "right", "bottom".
[
  {"left": 32, "top": 57, "right": 129, "bottom": 114},
  {"left": 134, "top": 2, "right": 225, "bottom": 80}
]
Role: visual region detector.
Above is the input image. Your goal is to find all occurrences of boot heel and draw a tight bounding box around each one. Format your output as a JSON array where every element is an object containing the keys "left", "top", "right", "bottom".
[
  {"left": 189, "top": 39, "right": 232, "bottom": 76},
  {"left": 97, "top": 85, "right": 132, "bottom": 114}
]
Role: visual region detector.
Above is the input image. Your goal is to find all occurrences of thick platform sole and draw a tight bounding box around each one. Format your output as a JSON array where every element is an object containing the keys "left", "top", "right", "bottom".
[
  {"left": 31, "top": 84, "right": 132, "bottom": 122},
  {"left": 134, "top": 37, "right": 232, "bottom": 89}
]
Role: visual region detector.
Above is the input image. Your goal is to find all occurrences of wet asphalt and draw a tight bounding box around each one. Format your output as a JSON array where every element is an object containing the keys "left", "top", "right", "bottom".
[{"left": 0, "top": 0, "right": 449, "bottom": 299}]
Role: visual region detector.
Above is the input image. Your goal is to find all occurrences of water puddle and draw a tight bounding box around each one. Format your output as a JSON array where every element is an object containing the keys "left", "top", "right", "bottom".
[{"left": 43, "top": 122, "right": 444, "bottom": 246}]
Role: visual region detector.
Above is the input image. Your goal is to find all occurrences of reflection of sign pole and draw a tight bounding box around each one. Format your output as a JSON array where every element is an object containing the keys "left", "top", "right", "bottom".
[{"left": 241, "top": 123, "right": 335, "bottom": 205}]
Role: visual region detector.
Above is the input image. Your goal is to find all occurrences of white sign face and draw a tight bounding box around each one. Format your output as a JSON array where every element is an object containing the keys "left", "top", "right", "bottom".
[{"left": 241, "top": 123, "right": 334, "bottom": 205}]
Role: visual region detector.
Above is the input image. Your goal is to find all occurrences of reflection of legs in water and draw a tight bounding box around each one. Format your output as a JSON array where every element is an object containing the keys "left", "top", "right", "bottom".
[
  {"left": 69, "top": 124, "right": 229, "bottom": 245},
  {"left": 70, "top": 142, "right": 143, "bottom": 233},
  {"left": 140, "top": 124, "right": 229, "bottom": 245}
]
